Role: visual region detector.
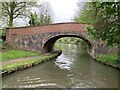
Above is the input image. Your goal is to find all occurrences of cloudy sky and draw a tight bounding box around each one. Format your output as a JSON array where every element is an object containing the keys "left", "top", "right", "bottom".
[
  {"left": 47, "top": 0, "right": 79, "bottom": 23},
  {"left": 39, "top": 0, "right": 86, "bottom": 23},
  {"left": 14, "top": 0, "right": 85, "bottom": 26}
]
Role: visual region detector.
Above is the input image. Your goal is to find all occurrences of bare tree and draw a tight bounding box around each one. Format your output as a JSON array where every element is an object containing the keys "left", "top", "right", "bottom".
[{"left": 1, "top": 0, "right": 37, "bottom": 27}]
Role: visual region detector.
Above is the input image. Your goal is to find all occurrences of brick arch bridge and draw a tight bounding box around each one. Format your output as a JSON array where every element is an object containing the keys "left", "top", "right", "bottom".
[
  {"left": 43, "top": 33, "right": 93, "bottom": 53},
  {"left": 6, "top": 22, "right": 105, "bottom": 58}
]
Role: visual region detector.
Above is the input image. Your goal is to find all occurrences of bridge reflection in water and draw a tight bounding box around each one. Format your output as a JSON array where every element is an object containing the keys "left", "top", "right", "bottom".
[{"left": 2, "top": 43, "right": 118, "bottom": 88}]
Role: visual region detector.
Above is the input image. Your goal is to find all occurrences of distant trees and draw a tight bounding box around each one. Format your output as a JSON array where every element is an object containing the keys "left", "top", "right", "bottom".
[
  {"left": 29, "top": 12, "right": 38, "bottom": 26},
  {"left": 74, "top": 2, "right": 100, "bottom": 24},
  {"left": 29, "top": 2, "right": 53, "bottom": 26},
  {"left": 29, "top": 12, "right": 52, "bottom": 26},
  {"left": 57, "top": 37, "right": 87, "bottom": 46}
]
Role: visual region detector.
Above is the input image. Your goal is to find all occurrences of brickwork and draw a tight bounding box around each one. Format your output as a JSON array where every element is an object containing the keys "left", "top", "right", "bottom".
[
  {"left": 6, "top": 22, "right": 118, "bottom": 59},
  {"left": 6, "top": 23, "right": 89, "bottom": 49}
]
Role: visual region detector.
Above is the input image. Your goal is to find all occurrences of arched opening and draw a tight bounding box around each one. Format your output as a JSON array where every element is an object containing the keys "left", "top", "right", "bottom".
[{"left": 43, "top": 35, "right": 93, "bottom": 54}]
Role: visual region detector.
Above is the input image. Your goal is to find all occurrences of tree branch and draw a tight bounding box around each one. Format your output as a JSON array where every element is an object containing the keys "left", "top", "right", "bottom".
[
  {"left": 17, "top": 2, "right": 26, "bottom": 6},
  {"left": 14, "top": 7, "right": 24, "bottom": 14},
  {"left": 2, "top": 2, "right": 10, "bottom": 15},
  {"left": 13, "top": 13, "right": 30, "bottom": 19},
  {"left": 13, "top": 4, "right": 26, "bottom": 14}
]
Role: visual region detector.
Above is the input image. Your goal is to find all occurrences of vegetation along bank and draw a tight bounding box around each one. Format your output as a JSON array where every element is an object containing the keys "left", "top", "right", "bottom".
[
  {"left": 56, "top": 39, "right": 120, "bottom": 69},
  {"left": 1, "top": 42, "right": 62, "bottom": 76}
]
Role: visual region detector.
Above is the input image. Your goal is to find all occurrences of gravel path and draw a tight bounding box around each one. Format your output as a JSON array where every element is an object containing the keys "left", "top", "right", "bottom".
[
  {"left": 1, "top": 56, "right": 42, "bottom": 66},
  {"left": 1, "top": 52, "right": 55, "bottom": 67}
]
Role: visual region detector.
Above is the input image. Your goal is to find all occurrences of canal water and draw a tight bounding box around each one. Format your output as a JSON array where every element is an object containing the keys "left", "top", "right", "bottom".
[{"left": 2, "top": 43, "right": 119, "bottom": 88}]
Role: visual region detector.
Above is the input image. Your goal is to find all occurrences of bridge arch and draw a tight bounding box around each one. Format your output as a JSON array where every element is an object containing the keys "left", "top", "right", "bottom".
[
  {"left": 43, "top": 33, "right": 93, "bottom": 54},
  {"left": 6, "top": 22, "right": 96, "bottom": 58}
]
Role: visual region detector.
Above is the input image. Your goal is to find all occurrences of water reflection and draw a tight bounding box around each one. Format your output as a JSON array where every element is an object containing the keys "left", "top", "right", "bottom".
[
  {"left": 2, "top": 43, "right": 119, "bottom": 88},
  {"left": 55, "top": 54, "right": 73, "bottom": 70}
]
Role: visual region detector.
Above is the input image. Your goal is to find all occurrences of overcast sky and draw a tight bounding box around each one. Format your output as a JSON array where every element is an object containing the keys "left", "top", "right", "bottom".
[
  {"left": 39, "top": 0, "right": 86, "bottom": 23},
  {"left": 47, "top": 0, "right": 79, "bottom": 23},
  {"left": 14, "top": 0, "right": 85, "bottom": 27}
]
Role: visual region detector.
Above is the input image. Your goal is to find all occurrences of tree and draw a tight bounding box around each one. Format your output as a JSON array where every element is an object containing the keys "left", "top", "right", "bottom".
[
  {"left": 29, "top": 2, "right": 52, "bottom": 26},
  {"left": 29, "top": 12, "right": 40, "bottom": 26},
  {"left": 29, "top": 11, "right": 52, "bottom": 26},
  {"left": 75, "top": 1, "right": 120, "bottom": 46},
  {"left": 91, "top": 2, "right": 120, "bottom": 62},
  {"left": 0, "top": 0, "right": 37, "bottom": 28},
  {"left": 93, "top": 2, "right": 120, "bottom": 46},
  {"left": 75, "top": 1, "right": 120, "bottom": 62},
  {"left": 74, "top": 2, "right": 99, "bottom": 24}
]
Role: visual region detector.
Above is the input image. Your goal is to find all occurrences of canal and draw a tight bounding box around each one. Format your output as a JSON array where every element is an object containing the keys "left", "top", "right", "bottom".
[{"left": 2, "top": 43, "right": 119, "bottom": 88}]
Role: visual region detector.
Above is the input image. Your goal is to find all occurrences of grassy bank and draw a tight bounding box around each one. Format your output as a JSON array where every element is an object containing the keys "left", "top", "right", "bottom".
[
  {"left": 1, "top": 42, "right": 40, "bottom": 61},
  {"left": 1, "top": 53, "right": 60, "bottom": 76},
  {"left": 1, "top": 49, "right": 39, "bottom": 61},
  {"left": 96, "top": 54, "right": 120, "bottom": 69},
  {"left": 0, "top": 41, "right": 61, "bottom": 76},
  {"left": 55, "top": 41, "right": 120, "bottom": 69}
]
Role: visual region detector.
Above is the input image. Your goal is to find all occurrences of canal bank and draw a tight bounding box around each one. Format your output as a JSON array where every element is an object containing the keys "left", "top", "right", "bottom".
[
  {"left": 57, "top": 39, "right": 120, "bottom": 70},
  {"left": 1, "top": 50, "right": 62, "bottom": 76},
  {"left": 94, "top": 55, "right": 120, "bottom": 70},
  {"left": 2, "top": 43, "right": 119, "bottom": 88}
]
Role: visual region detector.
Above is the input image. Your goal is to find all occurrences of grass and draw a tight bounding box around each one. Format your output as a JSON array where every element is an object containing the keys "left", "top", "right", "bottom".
[
  {"left": 0, "top": 41, "right": 60, "bottom": 75},
  {"left": 1, "top": 49, "right": 40, "bottom": 61},
  {"left": 96, "top": 54, "right": 119, "bottom": 64},
  {"left": 0, "top": 54, "right": 58, "bottom": 73}
]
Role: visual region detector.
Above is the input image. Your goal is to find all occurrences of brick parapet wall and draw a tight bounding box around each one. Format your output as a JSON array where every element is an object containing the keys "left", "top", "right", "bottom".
[
  {"left": 6, "top": 23, "right": 88, "bottom": 35},
  {"left": 6, "top": 23, "right": 89, "bottom": 45}
]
